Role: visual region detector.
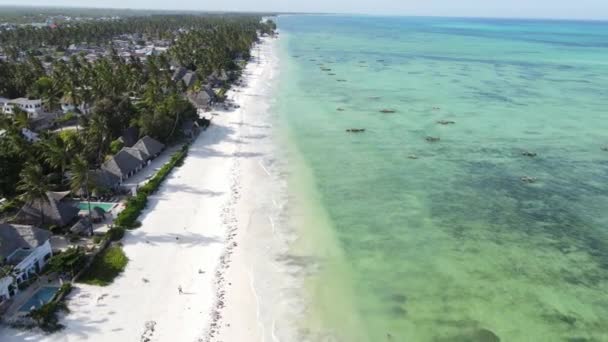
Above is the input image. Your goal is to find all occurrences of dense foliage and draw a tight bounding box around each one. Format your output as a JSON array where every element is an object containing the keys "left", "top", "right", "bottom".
[
  {"left": 0, "top": 14, "right": 275, "bottom": 199},
  {"left": 78, "top": 245, "right": 128, "bottom": 286}
]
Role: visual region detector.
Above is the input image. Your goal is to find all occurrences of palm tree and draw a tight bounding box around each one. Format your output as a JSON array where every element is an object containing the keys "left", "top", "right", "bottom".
[
  {"left": 40, "top": 135, "right": 70, "bottom": 184},
  {"left": 17, "top": 162, "right": 50, "bottom": 226},
  {"left": 69, "top": 155, "right": 93, "bottom": 235}
]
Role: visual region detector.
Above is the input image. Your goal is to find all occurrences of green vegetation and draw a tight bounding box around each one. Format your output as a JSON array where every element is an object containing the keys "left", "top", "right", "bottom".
[
  {"left": 29, "top": 301, "right": 68, "bottom": 332},
  {"left": 105, "top": 226, "right": 125, "bottom": 241},
  {"left": 55, "top": 112, "right": 76, "bottom": 124},
  {"left": 78, "top": 245, "right": 128, "bottom": 286},
  {"left": 115, "top": 144, "right": 189, "bottom": 228},
  {"left": 46, "top": 247, "right": 87, "bottom": 278},
  {"left": 0, "top": 13, "right": 275, "bottom": 202}
]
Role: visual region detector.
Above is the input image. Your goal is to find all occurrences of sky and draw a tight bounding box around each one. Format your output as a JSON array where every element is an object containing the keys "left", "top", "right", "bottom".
[{"left": 1, "top": 0, "right": 608, "bottom": 20}]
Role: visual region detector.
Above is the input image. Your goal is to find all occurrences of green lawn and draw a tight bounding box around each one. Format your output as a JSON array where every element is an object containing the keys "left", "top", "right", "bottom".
[{"left": 78, "top": 246, "right": 128, "bottom": 286}]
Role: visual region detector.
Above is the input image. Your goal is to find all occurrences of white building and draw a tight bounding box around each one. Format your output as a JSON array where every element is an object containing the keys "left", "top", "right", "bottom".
[
  {"left": 0, "top": 97, "right": 44, "bottom": 118},
  {"left": 0, "top": 224, "right": 53, "bottom": 303}
]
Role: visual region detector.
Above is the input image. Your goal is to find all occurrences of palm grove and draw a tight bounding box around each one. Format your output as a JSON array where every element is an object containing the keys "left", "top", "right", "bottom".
[{"left": 0, "top": 14, "right": 276, "bottom": 218}]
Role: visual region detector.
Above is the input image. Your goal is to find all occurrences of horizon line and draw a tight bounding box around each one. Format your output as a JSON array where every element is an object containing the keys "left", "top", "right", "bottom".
[{"left": 0, "top": 4, "right": 607, "bottom": 22}]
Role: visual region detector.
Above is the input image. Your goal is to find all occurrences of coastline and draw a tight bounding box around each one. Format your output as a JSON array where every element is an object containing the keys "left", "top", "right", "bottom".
[{"left": 0, "top": 36, "right": 279, "bottom": 342}]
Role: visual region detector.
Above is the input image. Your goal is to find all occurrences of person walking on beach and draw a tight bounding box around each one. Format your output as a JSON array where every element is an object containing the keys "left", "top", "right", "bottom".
[{"left": 178, "top": 285, "right": 183, "bottom": 294}]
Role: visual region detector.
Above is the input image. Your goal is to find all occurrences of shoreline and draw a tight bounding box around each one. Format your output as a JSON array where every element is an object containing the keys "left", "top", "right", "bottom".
[
  {"left": 0, "top": 36, "right": 279, "bottom": 342},
  {"left": 209, "top": 36, "right": 289, "bottom": 342}
]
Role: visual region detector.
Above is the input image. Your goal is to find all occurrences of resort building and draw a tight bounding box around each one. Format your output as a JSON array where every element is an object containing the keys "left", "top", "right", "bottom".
[
  {"left": 101, "top": 148, "right": 147, "bottom": 183},
  {"left": 188, "top": 87, "right": 216, "bottom": 114},
  {"left": 0, "top": 98, "right": 44, "bottom": 118},
  {"left": 97, "top": 136, "right": 165, "bottom": 188},
  {"left": 60, "top": 96, "right": 91, "bottom": 115},
  {"left": 0, "top": 224, "right": 53, "bottom": 303},
  {"left": 89, "top": 169, "right": 122, "bottom": 193},
  {"left": 132, "top": 135, "right": 165, "bottom": 160},
  {"left": 15, "top": 191, "right": 80, "bottom": 227}
]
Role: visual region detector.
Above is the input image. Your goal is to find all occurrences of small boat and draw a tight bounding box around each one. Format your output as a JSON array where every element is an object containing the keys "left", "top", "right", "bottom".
[
  {"left": 337, "top": 79, "right": 347, "bottom": 82},
  {"left": 380, "top": 109, "right": 396, "bottom": 113},
  {"left": 346, "top": 128, "right": 366, "bottom": 133},
  {"left": 425, "top": 136, "right": 440, "bottom": 142},
  {"left": 336, "top": 108, "right": 345, "bottom": 112},
  {"left": 407, "top": 155, "right": 419, "bottom": 160},
  {"left": 601, "top": 146, "right": 608, "bottom": 151}
]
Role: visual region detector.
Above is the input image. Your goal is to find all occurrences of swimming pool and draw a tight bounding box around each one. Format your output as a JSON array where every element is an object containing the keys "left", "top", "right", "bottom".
[
  {"left": 77, "top": 202, "right": 116, "bottom": 212},
  {"left": 19, "top": 286, "right": 60, "bottom": 312}
]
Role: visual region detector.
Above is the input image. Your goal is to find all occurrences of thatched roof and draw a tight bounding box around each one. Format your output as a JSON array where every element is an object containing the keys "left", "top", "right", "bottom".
[
  {"left": 16, "top": 192, "right": 79, "bottom": 227},
  {"left": 0, "top": 224, "right": 51, "bottom": 261},
  {"left": 102, "top": 148, "right": 144, "bottom": 178},
  {"left": 70, "top": 217, "right": 92, "bottom": 235},
  {"left": 133, "top": 136, "right": 164, "bottom": 157}
]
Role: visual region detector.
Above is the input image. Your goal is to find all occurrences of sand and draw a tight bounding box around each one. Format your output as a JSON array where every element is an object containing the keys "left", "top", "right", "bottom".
[{"left": 0, "top": 36, "right": 280, "bottom": 342}]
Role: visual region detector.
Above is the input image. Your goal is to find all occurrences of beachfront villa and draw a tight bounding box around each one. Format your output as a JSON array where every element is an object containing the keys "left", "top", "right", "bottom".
[
  {"left": 0, "top": 97, "right": 44, "bottom": 118},
  {"left": 132, "top": 135, "right": 165, "bottom": 160},
  {"left": 188, "top": 87, "right": 217, "bottom": 114},
  {"left": 15, "top": 191, "right": 80, "bottom": 227},
  {"left": 0, "top": 224, "right": 52, "bottom": 304},
  {"left": 101, "top": 135, "right": 166, "bottom": 187},
  {"left": 102, "top": 148, "right": 147, "bottom": 183}
]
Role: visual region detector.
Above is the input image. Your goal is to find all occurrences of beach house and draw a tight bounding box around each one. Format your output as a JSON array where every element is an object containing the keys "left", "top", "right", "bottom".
[
  {"left": 187, "top": 87, "right": 217, "bottom": 114},
  {"left": 101, "top": 148, "right": 147, "bottom": 183},
  {"left": 15, "top": 191, "right": 80, "bottom": 227},
  {"left": 132, "top": 136, "right": 165, "bottom": 161},
  {"left": 60, "top": 95, "right": 91, "bottom": 114},
  {"left": 0, "top": 224, "right": 52, "bottom": 303},
  {"left": 172, "top": 67, "right": 198, "bottom": 88},
  {"left": 0, "top": 98, "right": 44, "bottom": 118}
]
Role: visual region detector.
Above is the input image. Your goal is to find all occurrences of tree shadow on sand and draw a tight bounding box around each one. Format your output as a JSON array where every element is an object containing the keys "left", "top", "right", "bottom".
[
  {"left": 153, "top": 183, "right": 224, "bottom": 198},
  {"left": 125, "top": 231, "right": 222, "bottom": 248}
]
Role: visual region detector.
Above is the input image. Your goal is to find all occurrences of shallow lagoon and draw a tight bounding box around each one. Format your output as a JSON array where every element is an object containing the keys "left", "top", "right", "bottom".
[{"left": 276, "top": 16, "right": 608, "bottom": 341}]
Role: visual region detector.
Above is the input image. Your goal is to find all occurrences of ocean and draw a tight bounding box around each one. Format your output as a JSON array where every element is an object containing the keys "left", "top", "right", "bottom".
[{"left": 272, "top": 15, "right": 608, "bottom": 341}]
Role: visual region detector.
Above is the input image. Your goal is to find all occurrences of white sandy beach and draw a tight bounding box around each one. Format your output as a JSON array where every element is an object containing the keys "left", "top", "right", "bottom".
[{"left": 0, "top": 36, "right": 282, "bottom": 342}]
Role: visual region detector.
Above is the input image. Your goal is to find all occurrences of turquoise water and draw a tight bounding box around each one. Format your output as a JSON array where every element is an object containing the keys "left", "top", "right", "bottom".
[
  {"left": 276, "top": 16, "right": 608, "bottom": 341},
  {"left": 19, "top": 287, "right": 60, "bottom": 312},
  {"left": 77, "top": 202, "right": 115, "bottom": 212}
]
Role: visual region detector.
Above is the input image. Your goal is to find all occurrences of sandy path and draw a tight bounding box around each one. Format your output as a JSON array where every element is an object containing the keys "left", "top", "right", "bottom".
[{"left": 0, "top": 37, "right": 276, "bottom": 342}]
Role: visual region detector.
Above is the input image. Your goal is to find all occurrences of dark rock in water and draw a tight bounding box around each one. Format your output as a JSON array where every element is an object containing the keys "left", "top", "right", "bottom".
[
  {"left": 520, "top": 176, "right": 537, "bottom": 183},
  {"left": 425, "top": 136, "right": 440, "bottom": 142},
  {"left": 437, "top": 120, "right": 455, "bottom": 125},
  {"left": 380, "top": 109, "right": 396, "bottom": 113},
  {"left": 601, "top": 146, "right": 608, "bottom": 151},
  {"left": 346, "top": 128, "right": 366, "bottom": 133},
  {"left": 472, "top": 329, "right": 500, "bottom": 342},
  {"left": 522, "top": 151, "right": 537, "bottom": 157},
  {"left": 435, "top": 328, "right": 499, "bottom": 342},
  {"left": 389, "top": 294, "right": 407, "bottom": 303},
  {"left": 389, "top": 306, "right": 407, "bottom": 317}
]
